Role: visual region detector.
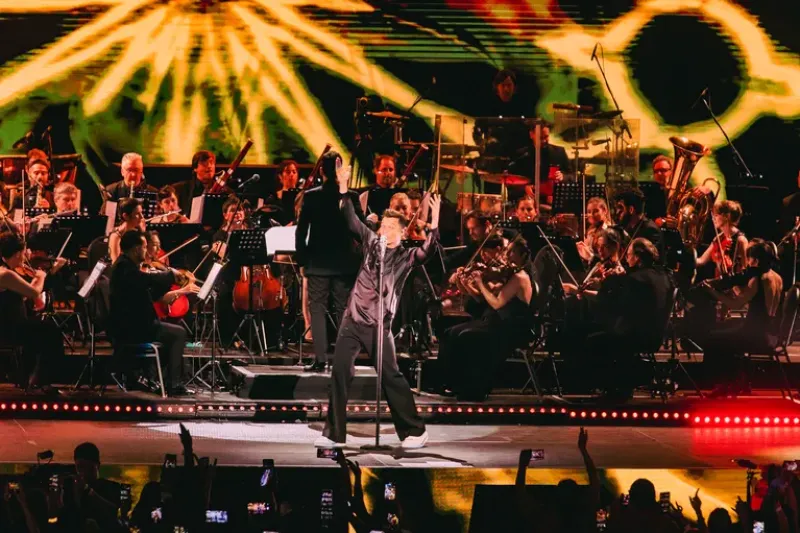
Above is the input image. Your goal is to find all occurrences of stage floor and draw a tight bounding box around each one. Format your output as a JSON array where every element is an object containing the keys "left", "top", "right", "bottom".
[{"left": 1, "top": 419, "right": 799, "bottom": 469}]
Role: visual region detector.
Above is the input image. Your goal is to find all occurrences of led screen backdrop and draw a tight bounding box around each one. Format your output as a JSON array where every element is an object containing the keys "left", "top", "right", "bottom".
[{"left": 0, "top": 0, "right": 799, "bottom": 197}]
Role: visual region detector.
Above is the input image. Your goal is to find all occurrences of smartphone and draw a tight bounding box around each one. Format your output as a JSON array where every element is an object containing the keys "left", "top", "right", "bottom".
[
  {"left": 120, "top": 484, "right": 131, "bottom": 506},
  {"left": 659, "top": 492, "right": 670, "bottom": 513},
  {"left": 247, "top": 502, "right": 270, "bottom": 515},
  {"left": 7, "top": 481, "right": 20, "bottom": 494},
  {"left": 320, "top": 489, "right": 334, "bottom": 528},
  {"left": 151, "top": 507, "right": 163, "bottom": 523},
  {"left": 317, "top": 448, "right": 340, "bottom": 460},
  {"left": 163, "top": 454, "right": 177, "bottom": 469},
  {"left": 49, "top": 474, "right": 59, "bottom": 493},
  {"left": 529, "top": 449, "right": 545, "bottom": 465},
  {"left": 384, "top": 482, "right": 396, "bottom": 502},
  {"left": 173, "top": 528, "right": 186, "bottom": 533},
  {"left": 621, "top": 494, "right": 630, "bottom": 506},
  {"left": 260, "top": 459, "right": 275, "bottom": 488},
  {"left": 205, "top": 510, "right": 228, "bottom": 524},
  {"left": 784, "top": 461, "right": 798, "bottom": 472},
  {"left": 596, "top": 509, "right": 607, "bottom": 531},
  {"left": 753, "top": 521, "right": 765, "bottom": 533}
]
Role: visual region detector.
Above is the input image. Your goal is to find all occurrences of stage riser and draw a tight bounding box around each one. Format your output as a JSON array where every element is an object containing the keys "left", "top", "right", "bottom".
[{"left": 230, "top": 365, "right": 377, "bottom": 400}]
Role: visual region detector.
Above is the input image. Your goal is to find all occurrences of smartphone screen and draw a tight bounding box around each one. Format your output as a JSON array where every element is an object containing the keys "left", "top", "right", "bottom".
[
  {"left": 753, "top": 521, "right": 765, "bottom": 533},
  {"left": 49, "top": 474, "right": 59, "bottom": 493},
  {"left": 163, "top": 454, "right": 177, "bottom": 469},
  {"left": 261, "top": 459, "right": 275, "bottom": 488},
  {"left": 320, "top": 489, "right": 334, "bottom": 529},
  {"left": 120, "top": 484, "right": 131, "bottom": 504},
  {"left": 151, "top": 507, "right": 163, "bottom": 523},
  {"left": 205, "top": 510, "right": 228, "bottom": 524},
  {"left": 384, "top": 482, "right": 396, "bottom": 501},
  {"left": 529, "top": 449, "right": 545, "bottom": 465},
  {"left": 659, "top": 492, "right": 670, "bottom": 513},
  {"left": 247, "top": 502, "right": 270, "bottom": 515},
  {"left": 317, "top": 448, "right": 340, "bottom": 460},
  {"left": 596, "top": 509, "right": 607, "bottom": 531}
]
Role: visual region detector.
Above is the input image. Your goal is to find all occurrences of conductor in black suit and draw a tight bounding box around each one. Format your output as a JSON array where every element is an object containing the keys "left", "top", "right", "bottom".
[{"left": 295, "top": 150, "right": 365, "bottom": 372}]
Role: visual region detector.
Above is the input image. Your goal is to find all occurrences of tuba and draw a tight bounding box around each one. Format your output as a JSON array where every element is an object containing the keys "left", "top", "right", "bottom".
[{"left": 665, "top": 136, "right": 713, "bottom": 248}]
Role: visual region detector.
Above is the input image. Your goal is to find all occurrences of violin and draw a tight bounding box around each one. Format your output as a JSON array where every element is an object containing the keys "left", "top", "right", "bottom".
[
  {"left": 14, "top": 261, "right": 47, "bottom": 312},
  {"left": 710, "top": 232, "right": 733, "bottom": 277},
  {"left": 580, "top": 258, "right": 624, "bottom": 291}
]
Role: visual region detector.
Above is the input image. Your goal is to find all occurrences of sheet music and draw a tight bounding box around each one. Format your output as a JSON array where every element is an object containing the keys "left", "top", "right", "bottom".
[
  {"left": 189, "top": 195, "right": 204, "bottom": 224},
  {"left": 78, "top": 260, "right": 107, "bottom": 299},
  {"left": 264, "top": 226, "right": 299, "bottom": 255},
  {"left": 104, "top": 201, "right": 117, "bottom": 235},
  {"left": 198, "top": 261, "right": 223, "bottom": 301}
]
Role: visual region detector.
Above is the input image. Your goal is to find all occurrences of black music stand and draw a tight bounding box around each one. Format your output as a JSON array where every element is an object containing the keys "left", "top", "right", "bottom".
[
  {"left": 552, "top": 182, "right": 606, "bottom": 216},
  {"left": 228, "top": 228, "right": 271, "bottom": 357},
  {"left": 186, "top": 261, "right": 227, "bottom": 393}
]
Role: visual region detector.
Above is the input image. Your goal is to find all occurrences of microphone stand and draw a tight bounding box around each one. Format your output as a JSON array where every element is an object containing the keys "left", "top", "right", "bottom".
[
  {"left": 362, "top": 238, "right": 392, "bottom": 451},
  {"left": 698, "top": 91, "right": 755, "bottom": 179}
]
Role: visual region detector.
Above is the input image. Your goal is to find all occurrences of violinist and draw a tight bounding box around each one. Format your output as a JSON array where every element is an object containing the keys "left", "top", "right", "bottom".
[
  {"left": 108, "top": 198, "right": 145, "bottom": 263},
  {"left": 108, "top": 230, "right": 199, "bottom": 396},
  {"left": 151, "top": 186, "right": 189, "bottom": 224},
  {"left": 695, "top": 200, "right": 748, "bottom": 278},
  {"left": 0, "top": 231, "right": 65, "bottom": 395},
  {"left": 144, "top": 230, "right": 168, "bottom": 270},
  {"left": 577, "top": 197, "right": 611, "bottom": 262},
  {"left": 444, "top": 210, "right": 493, "bottom": 272},
  {"left": 562, "top": 228, "right": 624, "bottom": 298},
  {"left": 581, "top": 238, "right": 674, "bottom": 399},
  {"left": 514, "top": 195, "right": 537, "bottom": 222},
  {"left": 437, "top": 239, "right": 533, "bottom": 401},
  {"left": 613, "top": 189, "right": 664, "bottom": 264},
  {"left": 442, "top": 236, "right": 504, "bottom": 318},
  {"left": 101, "top": 153, "right": 157, "bottom": 212},
  {"left": 694, "top": 240, "right": 783, "bottom": 397}
]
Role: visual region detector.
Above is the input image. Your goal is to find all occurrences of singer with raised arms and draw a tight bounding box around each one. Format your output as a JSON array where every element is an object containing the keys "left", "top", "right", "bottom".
[{"left": 314, "top": 158, "right": 441, "bottom": 450}]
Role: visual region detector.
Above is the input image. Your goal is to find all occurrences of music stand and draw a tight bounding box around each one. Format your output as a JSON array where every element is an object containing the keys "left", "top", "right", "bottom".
[
  {"left": 186, "top": 261, "right": 226, "bottom": 393},
  {"left": 73, "top": 260, "right": 116, "bottom": 391},
  {"left": 228, "top": 228, "right": 271, "bottom": 357}
]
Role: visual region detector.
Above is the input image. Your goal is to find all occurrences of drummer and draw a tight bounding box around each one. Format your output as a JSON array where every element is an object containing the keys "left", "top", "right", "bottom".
[{"left": 514, "top": 123, "right": 569, "bottom": 207}]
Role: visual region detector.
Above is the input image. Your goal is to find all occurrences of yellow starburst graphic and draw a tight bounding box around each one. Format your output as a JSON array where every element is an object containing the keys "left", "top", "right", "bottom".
[{"left": 0, "top": 0, "right": 466, "bottom": 164}]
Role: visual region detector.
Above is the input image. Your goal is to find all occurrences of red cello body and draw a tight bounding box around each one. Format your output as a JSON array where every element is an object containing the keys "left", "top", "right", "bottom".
[{"left": 233, "top": 266, "right": 285, "bottom": 312}]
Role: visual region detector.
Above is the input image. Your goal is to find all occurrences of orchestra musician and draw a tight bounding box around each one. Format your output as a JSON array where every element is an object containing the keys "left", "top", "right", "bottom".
[
  {"left": 696, "top": 200, "right": 748, "bottom": 277},
  {"left": 27, "top": 182, "right": 81, "bottom": 236},
  {"left": 445, "top": 210, "right": 494, "bottom": 272},
  {"left": 108, "top": 198, "right": 145, "bottom": 263},
  {"left": 648, "top": 155, "right": 672, "bottom": 221},
  {"left": 695, "top": 239, "right": 783, "bottom": 397},
  {"left": 262, "top": 159, "right": 301, "bottom": 226},
  {"left": 295, "top": 151, "right": 365, "bottom": 372},
  {"left": 582, "top": 238, "right": 674, "bottom": 399},
  {"left": 108, "top": 229, "right": 199, "bottom": 396},
  {"left": 513, "top": 195, "right": 537, "bottom": 222},
  {"left": 100, "top": 153, "right": 156, "bottom": 211},
  {"left": 151, "top": 186, "right": 189, "bottom": 224},
  {"left": 563, "top": 228, "right": 624, "bottom": 297},
  {"left": 613, "top": 189, "right": 664, "bottom": 263},
  {"left": 443, "top": 236, "right": 504, "bottom": 318},
  {"left": 313, "top": 169, "right": 441, "bottom": 450},
  {"left": 437, "top": 239, "right": 533, "bottom": 401},
  {"left": 359, "top": 154, "right": 404, "bottom": 217},
  {"left": 210, "top": 195, "right": 249, "bottom": 344},
  {"left": 780, "top": 169, "right": 800, "bottom": 235},
  {"left": 0, "top": 231, "right": 66, "bottom": 395},
  {"left": 173, "top": 150, "right": 231, "bottom": 216},
  {"left": 11, "top": 152, "right": 54, "bottom": 209},
  {"left": 514, "top": 123, "right": 569, "bottom": 206},
  {"left": 144, "top": 230, "right": 168, "bottom": 269},
  {"left": 577, "top": 197, "right": 612, "bottom": 262}
]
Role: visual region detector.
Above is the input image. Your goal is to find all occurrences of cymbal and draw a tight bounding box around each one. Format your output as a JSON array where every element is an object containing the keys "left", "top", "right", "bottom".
[
  {"left": 483, "top": 173, "right": 530, "bottom": 186},
  {"left": 440, "top": 164, "right": 486, "bottom": 175},
  {"left": 366, "top": 110, "right": 407, "bottom": 121},
  {"left": 592, "top": 110, "right": 623, "bottom": 120}
]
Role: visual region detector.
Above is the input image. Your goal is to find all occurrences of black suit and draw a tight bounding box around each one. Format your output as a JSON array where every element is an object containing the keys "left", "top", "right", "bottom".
[
  {"left": 295, "top": 182, "right": 365, "bottom": 363},
  {"left": 172, "top": 178, "right": 233, "bottom": 218},
  {"left": 100, "top": 180, "right": 157, "bottom": 214},
  {"left": 507, "top": 143, "right": 570, "bottom": 199},
  {"left": 627, "top": 217, "right": 664, "bottom": 265},
  {"left": 108, "top": 255, "right": 186, "bottom": 389}
]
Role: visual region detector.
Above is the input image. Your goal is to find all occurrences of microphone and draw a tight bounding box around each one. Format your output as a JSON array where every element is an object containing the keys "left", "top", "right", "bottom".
[
  {"left": 40, "top": 125, "right": 52, "bottom": 140},
  {"left": 732, "top": 459, "right": 758, "bottom": 469},
  {"left": 12, "top": 131, "right": 34, "bottom": 150},
  {"left": 590, "top": 42, "right": 599, "bottom": 62},
  {"left": 377, "top": 235, "right": 387, "bottom": 260},
  {"left": 238, "top": 173, "right": 260, "bottom": 190},
  {"left": 692, "top": 87, "right": 709, "bottom": 109},
  {"left": 552, "top": 103, "right": 594, "bottom": 113}
]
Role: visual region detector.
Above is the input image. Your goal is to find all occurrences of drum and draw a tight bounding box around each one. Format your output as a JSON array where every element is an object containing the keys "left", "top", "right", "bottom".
[{"left": 456, "top": 193, "right": 503, "bottom": 215}]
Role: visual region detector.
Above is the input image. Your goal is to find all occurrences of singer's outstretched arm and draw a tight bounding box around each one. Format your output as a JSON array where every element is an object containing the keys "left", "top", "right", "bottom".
[{"left": 340, "top": 193, "right": 371, "bottom": 244}]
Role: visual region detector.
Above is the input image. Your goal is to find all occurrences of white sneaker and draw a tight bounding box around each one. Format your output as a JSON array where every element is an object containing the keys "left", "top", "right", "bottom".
[
  {"left": 314, "top": 436, "right": 345, "bottom": 448},
  {"left": 401, "top": 431, "right": 429, "bottom": 449}
]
